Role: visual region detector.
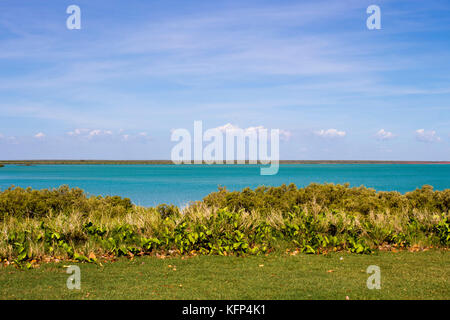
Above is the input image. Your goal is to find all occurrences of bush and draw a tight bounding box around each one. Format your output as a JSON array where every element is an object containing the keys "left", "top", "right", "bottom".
[
  {"left": 156, "top": 204, "right": 179, "bottom": 219},
  {"left": 0, "top": 185, "right": 132, "bottom": 219},
  {"left": 202, "top": 183, "right": 449, "bottom": 217},
  {"left": 0, "top": 183, "right": 449, "bottom": 265}
]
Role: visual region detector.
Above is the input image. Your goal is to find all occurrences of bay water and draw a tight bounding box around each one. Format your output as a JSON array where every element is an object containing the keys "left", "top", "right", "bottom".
[{"left": 0, "top": 164, "right": 449, "bottom": 207}]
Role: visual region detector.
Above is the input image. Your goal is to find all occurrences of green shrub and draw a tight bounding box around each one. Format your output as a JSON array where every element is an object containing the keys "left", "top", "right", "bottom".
[
  {"left": 0, "top": 183, "right": 449, "bottom": 265},
  {"left": 0, "top": 185, "right": 132, "bottom": 220},
  {"left": 202, "top": 183, "right": 449, "bottom": 217},
  {"left": 156, "top": 204, "right": 179, "bottom": 219}
]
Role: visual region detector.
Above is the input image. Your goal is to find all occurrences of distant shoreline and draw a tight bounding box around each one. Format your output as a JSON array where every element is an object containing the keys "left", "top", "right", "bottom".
[{"left": 0, "top": 160, "right": 449, "bottom": 165}]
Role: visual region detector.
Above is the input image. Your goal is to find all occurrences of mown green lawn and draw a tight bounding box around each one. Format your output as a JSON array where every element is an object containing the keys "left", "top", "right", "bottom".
[{"left": 0, "top": 250, "right": 448, "bottom": 300}]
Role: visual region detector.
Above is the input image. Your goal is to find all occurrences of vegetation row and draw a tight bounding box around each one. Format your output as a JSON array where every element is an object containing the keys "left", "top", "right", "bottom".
[{"left": 0, "top": 183, "right": 449, "bottom": 267}]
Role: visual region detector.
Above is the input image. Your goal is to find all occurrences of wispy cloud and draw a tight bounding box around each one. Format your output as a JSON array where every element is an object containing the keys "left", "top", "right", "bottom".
[
  {"left": 66, "top": 128, "right": 151, "bottom": 143},
  {"left": 214, "top": 123, "right": 291, "bottom": 141},
  {"left": 415, "top": 129, "right": 441, "bottom": 143},
  {"left": 315, "top": 129, "right": 346, "bottom": 138},
  {"left": 375, "top": 129, "right": 395, "bottom": 141},
  {"left": 0, "top": 0, "right": 449, "bottom": 160}
]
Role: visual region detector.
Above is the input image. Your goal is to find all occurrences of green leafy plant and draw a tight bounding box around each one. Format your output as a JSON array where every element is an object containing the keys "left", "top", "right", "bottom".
[{"left": 1, "top": 184, "right": 449, "bottom": 264}]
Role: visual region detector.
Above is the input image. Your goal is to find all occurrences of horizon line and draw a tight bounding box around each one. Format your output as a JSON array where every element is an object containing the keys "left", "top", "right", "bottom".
[{"left": 1, "top": 160, "right": 449, "bottom": 164}]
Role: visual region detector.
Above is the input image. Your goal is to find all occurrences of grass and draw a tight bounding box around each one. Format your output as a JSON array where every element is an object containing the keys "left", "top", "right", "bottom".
[{"left": 0, "top": 250, "right": 448, "bottom": 300}]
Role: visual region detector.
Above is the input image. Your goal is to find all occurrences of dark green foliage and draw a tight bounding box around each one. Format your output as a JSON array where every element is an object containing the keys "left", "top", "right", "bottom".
[
  {"left": 156, "top": 204, "right": 179, "bottom": 219},
  {"left": 0, "top": 185, "right": 132, "bottom": 219},
  {"left": 1, "top": 183, "right": 449, "bottom": 264},
  {"left": 435, "top": 214, "right": 450, "bottom": 245},
  {"left": 202, "top": 183, "right": 450, "bottom": 216},
  {"left": 103, "top": 196, "right": 133, "bottom": 211},
  {"left": 0, "top": 185, "right": 87, "bottom": 219}
]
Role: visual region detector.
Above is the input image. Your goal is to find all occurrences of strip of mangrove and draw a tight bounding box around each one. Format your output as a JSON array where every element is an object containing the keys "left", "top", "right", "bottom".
[{"left": 0, "top": 160, "right": 449, "bottom": 165}]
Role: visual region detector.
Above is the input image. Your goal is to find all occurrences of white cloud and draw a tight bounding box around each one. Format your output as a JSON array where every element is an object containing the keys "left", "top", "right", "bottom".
[
  {"left": 88, "top": 129, "right": 102, "bottom": 137},
  {"left": 68, "top": 128, "right": 115, "bottom": 138},
  {"left": 279, "top": 129, "right": 292, "bottom": 141},
  {"left": 66, "top": 128, "right": 151, "bottom": 143},
  {"left": 214, "top": 123, "right": 291, "bottom": 141},
  {"left": 415, "top": 129, "right": 441, "bottom": 143},
  {"left": 314, "top": 128, "right": 346, "bottom": 138},
  {"left": 67, "top": 128, "right": 89, "bottom": 136},
  {"left": 0, "top": 134, "right": 23, "bottom": 144},
  {"left": 375, "top": 129, "right": 395, "bottom": 141},
  {"left": 215, "top": 123, "right": 241, "bottom": 132},
  {"left": 34, "top": 132, "right": 45, "bottom": 139}
]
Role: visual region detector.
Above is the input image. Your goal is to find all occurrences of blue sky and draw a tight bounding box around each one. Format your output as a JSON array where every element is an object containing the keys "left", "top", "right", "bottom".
[{"left": 0, "top": 0, "right": 449, "bottom": 160}]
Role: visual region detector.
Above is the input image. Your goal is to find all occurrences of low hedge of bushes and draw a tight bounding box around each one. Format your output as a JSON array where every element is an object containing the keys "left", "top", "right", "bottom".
[{"left": 0, "top": 184, "right": 448, "bottom": 267}]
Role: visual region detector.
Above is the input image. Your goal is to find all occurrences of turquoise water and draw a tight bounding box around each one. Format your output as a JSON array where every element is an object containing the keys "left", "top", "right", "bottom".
[{"left": 0, "top": 164, "right": 449, "bottom": 207}]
